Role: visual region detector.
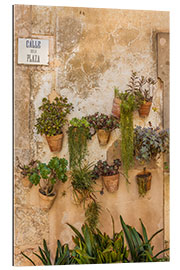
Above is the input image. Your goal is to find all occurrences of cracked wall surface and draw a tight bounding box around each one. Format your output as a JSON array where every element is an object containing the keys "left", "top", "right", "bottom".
[{"left": 14, "top": 5, "right": 169, "bottom": 266}]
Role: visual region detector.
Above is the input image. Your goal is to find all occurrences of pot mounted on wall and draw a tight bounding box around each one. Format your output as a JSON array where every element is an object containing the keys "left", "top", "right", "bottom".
[
  {"left": 112, "top": 97, "right": 121, "bottom": 119},
  {"left": 46, "top": 133, "right": 64, "bottom": 152},
  {"left": 97, "top": 129, "right": 110, "bottom": 146},
  {"left": 103, "top": 173, "right": 119, "bottom": 193},
  {"left": 138, "top": 102, "right": 152, "bottom": 117},
  {"left": 136, "top": 167, "right": 152, "bottom": 197}
]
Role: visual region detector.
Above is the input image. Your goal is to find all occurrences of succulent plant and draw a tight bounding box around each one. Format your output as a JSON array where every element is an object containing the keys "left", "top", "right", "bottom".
[
  {"left": 92, "top": 159, "right": 121, "bottom": 179},
  {"left": 35, "top": 97, "right": 73, "bottom": 136},
  {"left": 134, "top": 126, "right": 169, "bottom": 162},
  {"left": 16, "top": 158, "right": 39, "bottom": 179},
  {"left": 85, "top": 112, "right": 119, "bottom": 133}
]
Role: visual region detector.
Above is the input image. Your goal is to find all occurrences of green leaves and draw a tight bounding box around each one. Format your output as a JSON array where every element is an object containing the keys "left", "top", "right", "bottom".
[
  {"left": 29, "top": 173, "right": 40, "bottom": 185},
  {"left": 35, "top": 96, "right": 73, "bottom": 136}
]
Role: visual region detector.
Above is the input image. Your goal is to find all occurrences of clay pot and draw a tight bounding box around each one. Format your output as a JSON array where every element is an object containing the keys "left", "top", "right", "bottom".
[
  {"left": 112, "top": 98, "right": 121, "bottom": 119},
  {"left": 136, "top": 169, "right": 152, "bottom": 196},
  {"left": 97, "top": 129, "right": 110, "bottom": 146},
  {"left": 46, "top": 133, "right": 64, "bottom": 152},
  {"left": 21, "top": 176, "right": 33, "bottom": 188},
  {"left": 138, "top": 102, "right": 152, "bottom": 117},
  {"left": 39, "top": 189, "right": 56, "bottom": 209},
  {"left": 103, "top": 173, "right": 119, "bottom": 193}
]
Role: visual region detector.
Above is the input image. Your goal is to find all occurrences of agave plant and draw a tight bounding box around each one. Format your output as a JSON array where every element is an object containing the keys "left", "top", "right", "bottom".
[
  {"left": 21, "top": 239, "right": 76, "bottom": 265},
  {"left": 120, "top": 215, "right": 169, "bottom": 262},
  {"left": 67, "top": 214, "right": 129, "bottom": 264}
]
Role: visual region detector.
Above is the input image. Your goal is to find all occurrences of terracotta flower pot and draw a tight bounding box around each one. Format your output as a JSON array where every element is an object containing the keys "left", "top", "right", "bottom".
[
  {"left": 97, "top": 129, "right": 110, "bottom": 146},
  {"left": 112, "top": 98, "right": 121, "bottom": 119},
  {"left": 46, "top": 133, "right": 64, "bottom": 152},
  {"left": 136, "top": 169, "right": 152, "bottom": 196},
  {"left": 138, "top": 102, "right": 152, "bottom": 117},
  {"left": 103, "top": 173, "right": 119, "bottom": 193},
  {"left": 21, "top": 176, "right": 33, "bottom": 188},
  {"left": 39, "top": 189, "right": 56, "bottom": 209}
]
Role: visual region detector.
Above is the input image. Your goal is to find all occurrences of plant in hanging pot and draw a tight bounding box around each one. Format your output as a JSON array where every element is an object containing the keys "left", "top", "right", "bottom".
[
  {"left": 111, "top": 87, "right": 121, "bottom": 119},
  {"left": 134, "top": 126, "right": 169, "bottom": 163},
  {"left": 30, "top": 157, "right": 68, "bottom": 209},
  {"left": 125, "top": 71, "right": 156, "bottom": 117},
  {"left": 136, "top": 167, "right": 152, "bottom": 197},
  {"left": 85, "top": 112, "right": 119, "bottom": 146},
  {"left": 16, "top": 157, "right": 39, "bottom": 188},
  {"left": 35, "top": 97, "right": 73, "bottom": 152},
  {"left": 67, "top": 117, "right": 91, "bottom": 169},
  {"left": 92, "top": 159, "right": 121, "bottom": 193},
  {"left": 134, "top": 126, "right": 169, "bottom": 196}
]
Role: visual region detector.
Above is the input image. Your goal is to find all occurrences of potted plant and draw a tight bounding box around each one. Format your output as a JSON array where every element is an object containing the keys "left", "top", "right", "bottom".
[
  {"left": 134, "top": 126, "right": 169, "bottom": 163},
  {"left": 29, "top": 157, "right": 68, "bottom": 209},
  {"left": 92, "top": 159, "right": 121, "bottom": 193},
  {"left": 136, "top": 167, "right": 152, "bottom": 197},
  {"left": 67, "top": 117, "right": 91, "bottom": 169},
  {"left": 35, "top": 97, "right": 73, "bottom": 152},
  {"left": 16, "top": 157, "right": 39, "bottom": 188},
  {"left": 111, "top": 87, "right": 121, "bottom": 119},
  {"left": 85, "top": 113, "right": 119, "bottom": 146},
  {"left": 125, "top": 71, "right": 156, "bottom": 117}
]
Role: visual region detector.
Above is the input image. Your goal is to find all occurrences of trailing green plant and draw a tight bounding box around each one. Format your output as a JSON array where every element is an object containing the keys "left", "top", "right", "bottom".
[
  {"left": 120, "top": 93, "right": 136, "bottom": 178},
  {"left": 29, "top": 157, "right": 68, "bottom": 196},
  {"left": 16, "top": 157, "right": 39, "bottom": 179},
  {"left": 120, "top": 215, "right": 169, "bottom": 262},
  {"left": 134, "top": 126, "right": 169, "bottom": 163},
  {"left": 85, "top": 112, "right": 119, "bottom": 133},
  {"left": 35, "top": 97, "right": 73, "bottom": 136},
  {"left": 21, "top": 239, "right": 76, "bottom": 265},
  {"left": 67, "top": 117, "right": 91, "bottom": 168},
  {"left": 85, "top": 201, "right": 102, "bottom": 231},
  {"left": 67, "top": 219, "right": 129, "bottom": 264},
  {"left": 92, "top": 159, "right": 121, "bottom": 179}
]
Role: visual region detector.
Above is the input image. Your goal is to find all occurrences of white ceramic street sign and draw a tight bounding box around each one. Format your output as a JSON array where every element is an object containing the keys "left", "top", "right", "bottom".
[{"left": 18, "top": 38, "right": 49, "bottom": 65}]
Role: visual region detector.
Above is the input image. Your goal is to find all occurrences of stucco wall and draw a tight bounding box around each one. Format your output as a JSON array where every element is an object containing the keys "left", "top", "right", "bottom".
[{"left": 14, "top": 5, "right": 169, "bottom": 266}]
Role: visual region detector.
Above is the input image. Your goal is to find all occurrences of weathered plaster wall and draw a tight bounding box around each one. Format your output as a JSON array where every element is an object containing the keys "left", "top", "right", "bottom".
[{"left": 14, "top": 5, "right": 169, "bottom": 266}]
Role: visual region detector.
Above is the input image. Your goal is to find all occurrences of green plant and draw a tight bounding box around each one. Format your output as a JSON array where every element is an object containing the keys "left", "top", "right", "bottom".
[
  {"left": 85, "top": 201, "right": 102, "bottom": 231},
  {"left": 67, "top": 219, "right": 129, "bottom": 264},
  {"left": 21, "top": 239, "right": 76, "bottom": 265},
  {"left": 16, "top": 158, "right": 39, "bottom": 179},
  {"left": 35, "top": 97, "right": 73, "bottom": 136},
  {"left": 134, "top": 126, "right": 169, "bottom": 163},
  {"left": 29, "top": 157, "right": 68, "bottom": 196},
  {"left": 85, "top": 112, "right": 119, "bottom": 133},
  {"left": 120, "top": 94, "right": 136, "bottom": 178},
  {"left": 71, "top": 163, "right": 96, "bottom": 204},
  {"left": 125, "top": 71, "right": 156, "bottom": 107},
  {"left": 68, "top": 117, "right": 91, "bottom": 168},
  {"left": 120, "top": 215, "right": 169, "bottom": 262},
  {"left": 92, "top": 159, "right": 121, "bottom": 179}
]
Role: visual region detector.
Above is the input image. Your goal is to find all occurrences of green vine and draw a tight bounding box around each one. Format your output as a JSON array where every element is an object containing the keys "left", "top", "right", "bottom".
[
  {"left": 67, "top": 118, "right": 90, "bottom": 169},
  {"left": 85, "top": 201, "right": 102, "bottom": 231},
  {"left": 120, "top": 94, "right": 136, "bottom": 179}
]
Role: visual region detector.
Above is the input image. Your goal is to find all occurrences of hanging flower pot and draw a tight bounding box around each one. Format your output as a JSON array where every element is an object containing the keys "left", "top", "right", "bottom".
[
  {"left": 136, "top": 168, "right": 152, "bottom": 197},
  {"left": 103, "top": 173, "right": 119, "bottom": 193},
  {"left": 46, "top": 133, "right": 64, "bottom": 152},
  {"left": 97, "top": 129, "right": 110, "bottom": 146},
  {"left": 138, "top": 101, "right": 152, "bottom": 117},
  {"left": 112, "top": 97, "right": 121, "bottom": 119},
  {"left": 39, "top": 189, "right": 56, "bottom": 210},
  {"left": 21, "top": 176, "right": 33, "bottom": 188}
]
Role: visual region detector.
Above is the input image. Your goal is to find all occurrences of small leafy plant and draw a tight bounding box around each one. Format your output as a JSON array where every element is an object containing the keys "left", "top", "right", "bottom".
[
  {"left": 134, "top": 126, "right": 169, "bottom": 163},
  {"left": 29, "top": 157, "right": 68, "bottom": 196},
  {"left": 85, "top": 112, "right": 119, "bottom": 133},
  {"left": 125, "top": 71, "right": 156, "bottom": 108},
  {"left": 92, "top": 159, "right": 121, "bottom": 179},
  {"left": 68, "top": 117, "right": 91, "bottom": 168},
  {"left": 35, "top": 97, "right": 73, "bottom": 136},
  {"left": 16, "top": 158, "right": 39, "bottom": 179},
  {"left": 21, "top": 239, "right": 76, "bottom": 265}
]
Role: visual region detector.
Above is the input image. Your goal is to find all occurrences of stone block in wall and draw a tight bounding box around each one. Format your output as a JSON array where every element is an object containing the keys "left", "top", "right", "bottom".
[
  {"left": 14, "top": 207, "right": 49, "bottom": 247},
  {"left": 14, "top": 5, "right": 31, "bottom": 37},
  {"left": 31, "top": 5, "right": 56, "bottom": 35}
]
